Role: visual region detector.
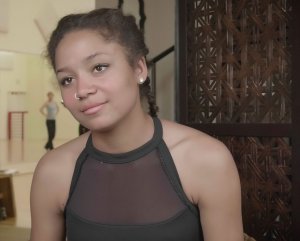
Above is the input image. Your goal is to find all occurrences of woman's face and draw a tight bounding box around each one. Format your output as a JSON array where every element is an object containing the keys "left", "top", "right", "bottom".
[{"left": 54, "top": 29, "right": 147, "bottom": 131}]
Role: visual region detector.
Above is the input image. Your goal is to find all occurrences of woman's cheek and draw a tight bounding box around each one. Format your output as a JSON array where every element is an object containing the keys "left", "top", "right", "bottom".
[{"left": 61, "top": 94, "right": 75, "bottom": 109}]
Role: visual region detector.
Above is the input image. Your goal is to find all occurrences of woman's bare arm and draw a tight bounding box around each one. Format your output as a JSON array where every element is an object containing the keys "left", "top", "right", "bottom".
[
  {"left": 165, "top": 121, "right": 244, "bottom": 241},
  {"left": 188, "top": 138, "right": 244, "bottom": 241},
  {"left": 30, "top": 153, "right": 67, "bottom": 241}
]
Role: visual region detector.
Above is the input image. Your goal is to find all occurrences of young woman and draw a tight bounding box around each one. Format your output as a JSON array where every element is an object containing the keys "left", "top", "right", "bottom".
[
  {"left": 39, "top": 91, "right": 59, "bottom": 150},
  {"left": 30, "top": 8, "right": 243, "bottom": 241}
]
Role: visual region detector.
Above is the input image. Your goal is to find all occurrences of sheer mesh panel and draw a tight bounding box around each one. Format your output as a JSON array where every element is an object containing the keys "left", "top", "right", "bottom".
[{"left": 68, "top": 149, "right": 185, "bottom": 225}]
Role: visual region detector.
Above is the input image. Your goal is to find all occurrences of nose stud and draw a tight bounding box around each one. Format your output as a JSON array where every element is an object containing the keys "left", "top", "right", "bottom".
[{"left": 74, "top": 93, "right": 81, "bottom": 100}]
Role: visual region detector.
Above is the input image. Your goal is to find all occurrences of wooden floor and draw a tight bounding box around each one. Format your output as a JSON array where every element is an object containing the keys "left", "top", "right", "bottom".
[
  {"left": 0, "top": 138, "right": 69, "bottom": 241},
  {"left": 0, "top": 224, "right": 30, "bottom": 241}
]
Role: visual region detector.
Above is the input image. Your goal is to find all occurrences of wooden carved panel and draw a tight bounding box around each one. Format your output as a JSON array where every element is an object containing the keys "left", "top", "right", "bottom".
[
  {"left": 220, "top": 136, "right": 292, "bottom": 240},
  {"left": 186, "top": 0, "right": 292, "bottom": 124},
  {"left": 178, "top": 0, "right": 299, "bottom": 240}
]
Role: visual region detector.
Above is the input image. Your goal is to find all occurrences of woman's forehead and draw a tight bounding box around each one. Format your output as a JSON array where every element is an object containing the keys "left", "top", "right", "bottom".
[{"left": 55, "top": 30, "right": 127, "bottom": 67}]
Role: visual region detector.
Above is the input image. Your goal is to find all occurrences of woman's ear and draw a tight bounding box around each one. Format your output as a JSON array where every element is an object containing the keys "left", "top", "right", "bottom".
[{"left": 135, "top": 57, "right": 148, "bottom": 82}]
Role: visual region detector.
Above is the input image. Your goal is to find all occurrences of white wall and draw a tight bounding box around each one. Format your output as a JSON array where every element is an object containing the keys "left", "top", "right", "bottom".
[
  {"left": 0, "top": 0, "right": 95, "bottom": 140},
  {"left": 0, "top": 0, "right": 95, "bottom": 55},
  {"left": 144, "top": 0, "right": 175, "bottom": 120}
]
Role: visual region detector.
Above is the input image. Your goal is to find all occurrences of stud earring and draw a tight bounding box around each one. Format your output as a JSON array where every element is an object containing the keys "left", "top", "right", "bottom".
[
  {"left": 138, "top": 77, "right": 145, "bottom": 84},
  {"left": 74, "top": 93, "right": 81, "bottom": 100}
]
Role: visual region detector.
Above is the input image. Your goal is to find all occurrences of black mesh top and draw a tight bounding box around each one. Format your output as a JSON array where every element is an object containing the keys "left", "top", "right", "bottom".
[{"left": 65, "top": 117, "right": 204, "bottom": 241}]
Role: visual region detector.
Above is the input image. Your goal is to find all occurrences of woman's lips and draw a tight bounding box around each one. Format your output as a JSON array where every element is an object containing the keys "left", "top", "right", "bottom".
[{"left": 81, "top": 102, "right": 107, "bottom": 115}]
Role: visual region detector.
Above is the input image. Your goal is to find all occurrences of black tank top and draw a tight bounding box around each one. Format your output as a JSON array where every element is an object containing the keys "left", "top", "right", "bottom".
[{"left": 65, "top": 117, "right": 204, "bottom": 241}]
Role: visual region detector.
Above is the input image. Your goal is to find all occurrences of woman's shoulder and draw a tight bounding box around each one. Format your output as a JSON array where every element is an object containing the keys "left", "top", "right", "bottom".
[
  {"left": 32, "top": 132, "right": 91, "bottom": 207},
  {"left": 160, "top": 119, "right": 236, "bottom": 178},
  {"left": 161, "top": 119, "right": 229, "bottom": 157},
  {"left": 31, "top": 132, "right": 90, "bottom": 206},
  {"left": 36, "top": 132, "right": 89, "bottom": 171},
  {"left": 160, "top": 119, "right": 239, "bottom": 204}
]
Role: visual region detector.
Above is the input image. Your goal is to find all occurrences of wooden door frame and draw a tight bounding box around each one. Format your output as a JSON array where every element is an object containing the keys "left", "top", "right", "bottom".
[{"left": 291, "top": 0, "right": 300, "bottom": 238}]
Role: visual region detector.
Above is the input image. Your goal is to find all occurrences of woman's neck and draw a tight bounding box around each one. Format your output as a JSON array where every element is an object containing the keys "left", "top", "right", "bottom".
[{"left": 91, "top": 113, "right": 154, "bottom": 154}]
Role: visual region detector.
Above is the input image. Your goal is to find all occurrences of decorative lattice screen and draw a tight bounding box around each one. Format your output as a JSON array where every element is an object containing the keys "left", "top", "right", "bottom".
[
  {"left": 178, "top": 0, "right": 294, "bottom": 240},
  {"left": 221, "top": 136, "right": 292, "bottom": 239},
  {"left": 186, "top": 0, "right": 291, "bottom": 124}
]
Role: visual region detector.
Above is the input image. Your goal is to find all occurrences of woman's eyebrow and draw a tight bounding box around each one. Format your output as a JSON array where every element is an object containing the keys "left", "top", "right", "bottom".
[
  {"left": 85, "top": 52, "right": 109, "bottom": 62},
  {"left": 56, "top": 52, "right": 109, "bottom": 73}
]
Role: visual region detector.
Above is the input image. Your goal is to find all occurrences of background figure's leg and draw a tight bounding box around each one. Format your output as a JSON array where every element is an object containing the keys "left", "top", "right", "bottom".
[
  {"left": 45, "top": 120, "right": 51, "bottom": 150},
  {"left": 48, "top": 120, "right": 55, "bottom": 149}
]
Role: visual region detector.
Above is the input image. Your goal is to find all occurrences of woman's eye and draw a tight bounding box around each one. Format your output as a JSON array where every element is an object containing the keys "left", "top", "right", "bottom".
[
  {"left": 60, "top": 77, "right": 73, "bottom": 86},
  {"left": 94, "top": 64, "right": 109, "bottom": 73}
]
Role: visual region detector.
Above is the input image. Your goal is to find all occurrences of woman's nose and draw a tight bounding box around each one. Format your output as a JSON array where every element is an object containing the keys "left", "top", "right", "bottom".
[{"left": 75, "top": 76, "right": 97, "bottom": 99}]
